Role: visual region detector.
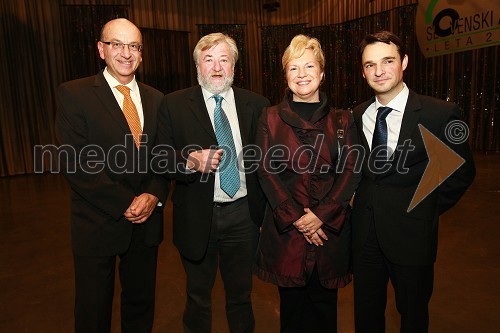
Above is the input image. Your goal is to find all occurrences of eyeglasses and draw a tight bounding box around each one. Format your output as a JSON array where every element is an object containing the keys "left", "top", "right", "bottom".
[{"left": 101, "top": 41, "right": 143, "bottom": 52}]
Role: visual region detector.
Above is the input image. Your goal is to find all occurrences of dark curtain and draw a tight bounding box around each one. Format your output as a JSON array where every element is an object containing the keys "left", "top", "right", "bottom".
[
  {"left": 308, "top": 10, "right": 390, "bottom": 109},
  {"left": 139, "top": 28, "right": 192, "bottom": 94},
  {"left": 198, "top": 24, "right": 249, "bottom": 89},
  {"left": 60, "top": 5, "right": 129, "bottom": 81},
  {"left": 261, "top": 5, "right": 499, "bottom": 151},
  {"left": 261, "top": 24, "right": 307, "bottom": 104},
  {"left": 0, "top": 1, "right": 64, "bottom": 177}
]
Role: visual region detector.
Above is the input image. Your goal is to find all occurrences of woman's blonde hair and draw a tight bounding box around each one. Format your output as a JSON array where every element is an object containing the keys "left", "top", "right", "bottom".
[{"left": 282, "top": 34, "right": 325, "bottom": 72}]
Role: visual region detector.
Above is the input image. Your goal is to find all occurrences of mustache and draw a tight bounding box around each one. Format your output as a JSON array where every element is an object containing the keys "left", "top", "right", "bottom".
[
  {"left": 197, "top": 70, "right": 234, "bottom": 94},
  {"left": 210, "top": 70, "right": 225, "bottom": 76}
]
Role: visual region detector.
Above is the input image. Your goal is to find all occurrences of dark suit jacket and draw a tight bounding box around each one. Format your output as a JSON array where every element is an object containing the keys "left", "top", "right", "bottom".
[
  {"left": 55, "top": 71, "right": 169, "bottom": 256},
  {"left": 352, "top": 89, "right": 475, "bottom": 266},
  {"left": 157, "top": 85, "right": 270, "bottom": 261}
]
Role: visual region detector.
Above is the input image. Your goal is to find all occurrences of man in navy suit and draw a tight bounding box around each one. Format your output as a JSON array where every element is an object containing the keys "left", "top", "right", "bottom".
[
  {"left": 56, "top": 18, "right": 168, "bottom": 333},
  {"left": 351, "top": 31, "right": 475, "bottom": 332},
  {"left": 157, "top": 33, "right": 269, "bottom": 333}
]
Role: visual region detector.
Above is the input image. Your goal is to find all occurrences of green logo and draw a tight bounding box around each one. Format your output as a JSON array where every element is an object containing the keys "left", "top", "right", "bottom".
[{"left": 425, "top": 0, "right": 439, "bottom": 24}]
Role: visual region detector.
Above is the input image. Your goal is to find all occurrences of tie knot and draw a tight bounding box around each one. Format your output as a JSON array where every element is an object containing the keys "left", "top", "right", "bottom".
[
  {"left": 213, "top": 94, "right": 223, "bottom": 107},
  {"left": 377, "top": 106, "right": 392, "bottom": 121},
  {"left": 116, "top": 85, "right": 131, "bottom": 96}
]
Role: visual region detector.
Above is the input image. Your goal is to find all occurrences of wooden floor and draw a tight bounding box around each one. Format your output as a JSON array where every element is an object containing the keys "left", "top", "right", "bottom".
[{"left": 0, "top": 153, "right": 499, "bottom": 332}]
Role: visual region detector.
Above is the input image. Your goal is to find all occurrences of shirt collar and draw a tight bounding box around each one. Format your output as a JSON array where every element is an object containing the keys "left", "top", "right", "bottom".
[
  {"left": 103, "top": 67, "right": 138, "bottom": 92},
  {"left": 375, "top": 83, "right": 409, "bottom": 113},
  {"left": 201, "top": 86, "right": 234, "bottom": 104}
]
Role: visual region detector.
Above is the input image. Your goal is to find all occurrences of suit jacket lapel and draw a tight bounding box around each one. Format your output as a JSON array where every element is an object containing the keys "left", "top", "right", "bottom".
[
  {"left": 92, "top": 72, "right": 131, "bottom": 136},
  {"left": 355, "top": 92, "right": 422, "bottom": 178},
  {"left": 138, "top": 82, "right": 154, "bottom": 142},
  {"left": 188, "top": 86, "right": 217, "bottom": 141},
  {"left": 376, "top": 90, "right": 421, "bottom": 177},
  {"left": 354, "top": 98, "right": 373, "bottom": 151},
  {"left": 396, "top": 90, "right": 422, "bottom": 149},
  {"left": 233, "top": 87, "right": 254, "bottom": 147}
]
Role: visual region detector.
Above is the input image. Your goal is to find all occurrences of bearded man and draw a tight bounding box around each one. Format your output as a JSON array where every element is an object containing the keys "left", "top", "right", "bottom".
[{"left": 157, "top": 33, "right": 270, "bottom": 333}]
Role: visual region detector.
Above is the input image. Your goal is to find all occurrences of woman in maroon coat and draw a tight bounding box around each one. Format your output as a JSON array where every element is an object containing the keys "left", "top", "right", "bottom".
[{"left": 253, "top": 35, "right": 361, "bottom": 332}]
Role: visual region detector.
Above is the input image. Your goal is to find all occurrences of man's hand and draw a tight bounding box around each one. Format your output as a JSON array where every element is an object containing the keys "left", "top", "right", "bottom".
[
  {"left": 187, "top": 149, "right": 223, "bottom": 173},
  {"left": 124, "top": 193, "right": 159, "bottom": 224}
]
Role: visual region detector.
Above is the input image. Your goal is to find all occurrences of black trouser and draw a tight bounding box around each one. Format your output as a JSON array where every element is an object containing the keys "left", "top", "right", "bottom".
[
  {"left": 353, "top": 220, "right": 434, "bottom": 333},
  {"left": 74, "top": 224, "right": 158, "bottom": 333},
  {"left": 181, "top": 198, "right": 258, "bottom": 333},
  {"left": 278, "top": 265, "right": 339, "bottom": 333}
]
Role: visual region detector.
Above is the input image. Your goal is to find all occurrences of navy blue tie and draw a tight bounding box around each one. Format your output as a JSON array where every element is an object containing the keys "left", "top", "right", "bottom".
[
  {"left": 372, "top": 106, "right": 393, "bottom": 159},
  {"left": 213, "top": 95, "right": 240, "bottom": 198}
]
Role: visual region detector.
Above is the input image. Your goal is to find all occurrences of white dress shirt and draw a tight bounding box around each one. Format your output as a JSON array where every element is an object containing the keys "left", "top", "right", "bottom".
[
  {"left": 201, "top": 87, "right": 247, "bottom": 202},
  {"left": 103, "top": 68, "right": 163, "bottom": 207},
  {"left": 103, "top": 67, "right": 144, "bottom": 128},
  {"left": 362, "top": 83, "right": 410, "bottom": 156}
]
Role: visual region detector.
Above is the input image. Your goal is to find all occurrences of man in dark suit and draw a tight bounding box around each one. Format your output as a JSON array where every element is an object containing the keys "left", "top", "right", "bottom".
[
  {"left": 351, "top": 31, "right": 475, "bottom": 332},
  {"left": 55, "top": 18, "right": 168, "bottom": 333},
  {"left": 156, "top": 33, "right": 270, "bottom": 333}
]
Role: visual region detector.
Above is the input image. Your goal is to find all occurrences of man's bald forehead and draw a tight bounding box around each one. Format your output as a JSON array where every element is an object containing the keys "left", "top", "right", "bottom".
[{"left": 100, "top": 18, "right": 141, "bottom": 41}]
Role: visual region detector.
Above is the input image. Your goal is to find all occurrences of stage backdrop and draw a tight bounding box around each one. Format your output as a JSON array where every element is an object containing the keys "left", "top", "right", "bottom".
[
  {"left": 261, "top": 5, "right": 499, "bottom": 152},
  {"left": 0, "top": 1, "right": 497, "bottom": 177}
]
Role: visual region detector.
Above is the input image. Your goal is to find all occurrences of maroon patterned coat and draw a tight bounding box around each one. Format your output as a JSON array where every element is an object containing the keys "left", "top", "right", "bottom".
[{"left": 253, "top": 92, "right": 361, "bottom": 288}]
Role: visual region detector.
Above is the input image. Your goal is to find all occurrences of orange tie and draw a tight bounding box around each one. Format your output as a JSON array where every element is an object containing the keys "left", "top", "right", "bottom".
[{"left": 116, "top": 85, "right": 142, "bottom": 148}]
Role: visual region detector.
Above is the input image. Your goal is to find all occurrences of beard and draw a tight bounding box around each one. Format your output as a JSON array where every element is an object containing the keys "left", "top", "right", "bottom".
[{"left": 197, "top": 69, "right": 234, "bottom": 95}]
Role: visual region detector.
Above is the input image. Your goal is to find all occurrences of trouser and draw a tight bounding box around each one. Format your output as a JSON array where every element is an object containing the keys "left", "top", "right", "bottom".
[
  {"left": 278, "top": 265, "right": 339, "bottom": 333},
  {"left": 181, "top": 197, "right": 258, "bottom": 333},
  {"left": 74, "top": 224, "right": 158, "bottom": 333},
  {"left": 353, "top": 220, "right": 434, "bottom": 333}
]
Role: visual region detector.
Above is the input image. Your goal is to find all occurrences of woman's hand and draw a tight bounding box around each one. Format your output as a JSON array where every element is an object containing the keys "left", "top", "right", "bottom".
[
  {"left": 293, "top": 208, "right": 328, "bottom": 245},
  {"left": 303, "top": 227, "right": 328, "bottom": 246}
]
